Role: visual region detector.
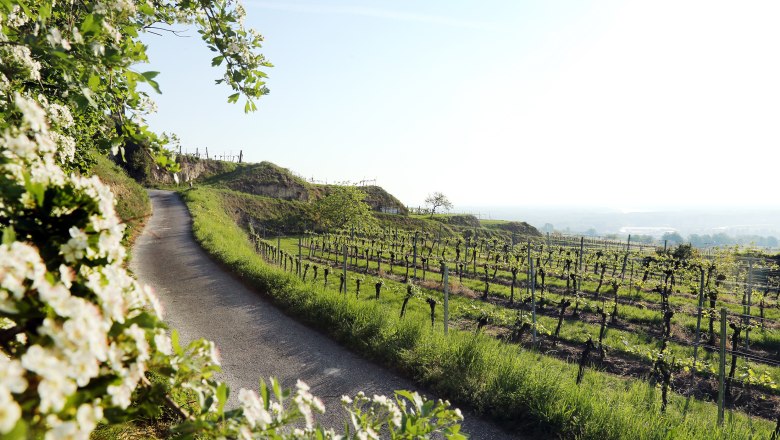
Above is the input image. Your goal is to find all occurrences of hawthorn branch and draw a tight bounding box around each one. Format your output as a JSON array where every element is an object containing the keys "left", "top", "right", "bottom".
[{"left": 140, "top": 376, "right": 193, "bottom": 421}]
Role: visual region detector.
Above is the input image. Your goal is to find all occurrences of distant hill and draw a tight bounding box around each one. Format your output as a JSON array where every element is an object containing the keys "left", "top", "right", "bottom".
[
  {"left": 142, "top": 157, "right": 540, "bottom": 239},
  {"left": 205, "top": 161, "right": 313, "bottom": 201},
  {"left": 202, "top": 161, "right": 408, "bottom": 214}
]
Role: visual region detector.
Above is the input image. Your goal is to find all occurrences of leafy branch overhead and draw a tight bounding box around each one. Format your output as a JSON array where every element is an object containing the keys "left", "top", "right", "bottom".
[{"left": 0, "top": 0, "right": 271, "bottom": 176}]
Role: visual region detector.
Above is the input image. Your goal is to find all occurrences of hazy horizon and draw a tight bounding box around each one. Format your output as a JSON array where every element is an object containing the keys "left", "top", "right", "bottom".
[{"left": 452, "top": 204, "right": 780, "bottom": 238}]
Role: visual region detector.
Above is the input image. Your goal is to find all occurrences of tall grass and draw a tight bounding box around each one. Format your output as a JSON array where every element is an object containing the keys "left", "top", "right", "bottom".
[{"left": 182, "top": 186, "right": 773, "bottom": 439}]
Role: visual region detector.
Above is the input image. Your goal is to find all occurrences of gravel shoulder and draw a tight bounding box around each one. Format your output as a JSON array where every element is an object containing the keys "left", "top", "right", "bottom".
[{"left": 131, "top": 190, "right": 518, "bottom": 439}]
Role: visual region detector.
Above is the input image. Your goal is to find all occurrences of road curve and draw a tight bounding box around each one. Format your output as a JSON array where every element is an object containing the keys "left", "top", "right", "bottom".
[{"left": 131, "top": 190, "right": 517, "bottom": 439}]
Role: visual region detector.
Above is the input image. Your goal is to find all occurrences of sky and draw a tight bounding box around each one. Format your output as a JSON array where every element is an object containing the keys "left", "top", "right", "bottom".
[{"left": 141, "top": 0, "right": 780, "bottom": 210}]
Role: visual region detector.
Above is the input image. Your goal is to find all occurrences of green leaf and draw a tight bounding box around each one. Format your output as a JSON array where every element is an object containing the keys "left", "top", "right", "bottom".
[
  {"left": 125, "top": 311, "right": 158, "bottom": 329},
  {"left": 4, "top": 419, "right": 27, "bottom": 440},
  {"left": 81, "top": 14, "right": 97, "bottom": 34},
  {"left": 141, "top": 71, "right": 160, "bottom": 81},
  {"left": 138, "top": 2, "right": 153, "bottom": 15},
  {"left": 39, "top": 3, "right": 51, "bottom": 20},
  {"left": 216, "top": 382, "right": 228, "bottom": 416},
  {"left": 259, "top": 379, "right": 270, "bottom": 410},
  {"left": 211, "top": 55, "right": 224, "bottom": 67},
  {"left": 23, "top": 172, "right": 45, "bottom": 206},
  {"left": 146, "top": 78, "right": 162, "bottom": 94},
  {"left": 15, "top": 0, "right": 30, "bottom": 17},
  {"left": 227, "top": 93, "right": 240, "bottom": 103},
  {"left": 271, "top": 377, "right": 282, "bottom": 402},
  {"left": 88, "top": 74, "right": 100, "bottom": 91},
  {"left": 2, "top": 226, "right": 16, "bottom": 245},
  {"left": 172, "top": 330, "right": 183, "bottom": 356}
]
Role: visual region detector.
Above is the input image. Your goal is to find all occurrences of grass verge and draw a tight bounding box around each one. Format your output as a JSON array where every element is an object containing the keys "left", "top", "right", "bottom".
[{"left": 182, "top": 186, "right": 773, "bottom": 439}]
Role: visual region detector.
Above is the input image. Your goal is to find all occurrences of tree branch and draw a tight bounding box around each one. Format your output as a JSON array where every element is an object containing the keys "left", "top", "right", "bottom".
[{"left": 140, "top": 376, "right": 193, "bottom": 421}]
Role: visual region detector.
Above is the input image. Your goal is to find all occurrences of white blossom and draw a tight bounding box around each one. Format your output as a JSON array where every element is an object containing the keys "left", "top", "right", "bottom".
[
  {"left": 2, "top": 45, "right": 41, "bottom": 80},
  {"left": 45, "top": 102, "right": 75, "bottom": 129},
  {"left": 71, "top": 27, "right": 84, "bottom": 44},
  {"left": 0, "top": 389, "right": 21, "bottom": 434},
  {"left": 46, "top": 27, "right": 71, "bottom": 51},
  {"left": 6, "top": 5, "right": 28, "bottom": 27},
  {"left": 125, "top": 324, "right": 150, "bottom": 362},
  {"left": 61, "top": 227, "right": 90, "bottom": 263},
  {"left": 154, "top": 331, "right": 173, "bottom": 356},
  {"left": 2, "top": 131, "right": 37, "bottom": 161},
  {"left": 15, "top": 93, "right": 47, "bottom": 132},
  {"left": 239, "top": 388, "right": 272, "bottom": 429},
  {"left": 0, "top": 356, "right": 28, "bottom": 394},
  {"left": 107, "top": 381, "right": 133, "bottom": 409},
  {"left": 90, "top": 42, "right": 105, "bottom": 57}
]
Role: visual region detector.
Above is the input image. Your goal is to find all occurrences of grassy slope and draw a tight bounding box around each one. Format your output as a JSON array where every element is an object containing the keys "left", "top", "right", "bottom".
[
  {"left": 182, "top": 185, "right": 772, "bottom": 439},
  {"left": 216, "top": 187, "right": 535, "bottom": 243},
  {"left": 91, "top": 155, "right": 151, "bottom": 246}
]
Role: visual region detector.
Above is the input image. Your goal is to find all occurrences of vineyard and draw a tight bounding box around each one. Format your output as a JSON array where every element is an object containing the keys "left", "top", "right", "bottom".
[{"left": 249, "top": 224, "right": 780, "bottom": 426}]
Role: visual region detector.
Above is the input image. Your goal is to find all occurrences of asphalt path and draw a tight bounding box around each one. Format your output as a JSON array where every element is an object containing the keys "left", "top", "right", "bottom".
[{"left": 131, "top": 190, "right": 518, "bottom": 439}]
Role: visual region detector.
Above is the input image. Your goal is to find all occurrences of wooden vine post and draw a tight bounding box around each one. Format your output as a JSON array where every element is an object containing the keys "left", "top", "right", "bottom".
[
  {"left": 443, "top": 263, "right": 449, "bottom": 335},
  {"left": 528, "top": 241, "right": 537, "bottom": 345},
  {"left": 717, "top": 308, "right": 727, "bottom": 425},
  {"left": 745, "top": 260, "right": 753, "bottom": 350},
  {"left": 693, "top": 268, "right": 705, "bottom": 367},
  {"left": 412, "top": 232, "right": 418, "bottom": 280},
  {"left": 297, "top": 237, "right": 302, "bottom": 276},
  {"left": 577, "top": 237, "right": 584, "bottom": 294},
  {"left": 342, "top": 244, "right": 348, "bottom": 295}
]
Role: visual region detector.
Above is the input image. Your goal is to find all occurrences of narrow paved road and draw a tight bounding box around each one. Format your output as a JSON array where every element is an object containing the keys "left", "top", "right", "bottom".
[{"left": 131, "top": 190, "right": 517, "bottom": 439}]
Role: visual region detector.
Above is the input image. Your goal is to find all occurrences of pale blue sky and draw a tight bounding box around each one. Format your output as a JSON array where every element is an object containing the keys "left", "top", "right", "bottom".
[{"left": 141, "top": 1, "right": 780, "bottom": 209}]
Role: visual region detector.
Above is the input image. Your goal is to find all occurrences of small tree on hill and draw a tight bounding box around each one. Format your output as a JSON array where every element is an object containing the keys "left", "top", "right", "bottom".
[
  {"left": 425, "top": 192, "right": 453, "bottom": 218},
  {"left": 315, "top": 186, "right": 375, "bottom": 230}
]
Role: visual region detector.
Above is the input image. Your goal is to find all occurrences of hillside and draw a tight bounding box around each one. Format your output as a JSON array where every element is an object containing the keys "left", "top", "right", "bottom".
[
  {"left": 205, "top": 161, "right": 313, "bottom": 201},
  {"left": 200, "top": 161, "right": 409, "bottom": 214},
  {"left": 143, "top": 157, "right": 540, "bottom": 239}
]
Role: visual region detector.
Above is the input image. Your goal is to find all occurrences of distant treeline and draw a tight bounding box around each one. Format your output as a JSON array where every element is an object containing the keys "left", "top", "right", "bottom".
[
  {"left": 670, "top": 232, "right": 779, "bottom": 248},
  {"left": 594, "top": 232, "right": 779, "bottom": 249}
]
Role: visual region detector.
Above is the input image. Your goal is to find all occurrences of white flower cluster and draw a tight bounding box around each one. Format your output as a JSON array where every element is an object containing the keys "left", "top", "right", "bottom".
[
  {"left": 6, "top": 4, "right": 28, "bottom": 27},
  {"left": 239, "top": 388, "right": 272, "bottom": 429},
  {"left": 136, "top": 93, "right": 159, "bottom": 115},
  {"left": 46, "top": 27, "right": 72, "bottom": 51},
  {"left": 292, "top": 380, "right": 325, "bottom": 428},
  {"left": 0, "top": 92, "right": 165, "bottom": 436},
  {"left": 0, "top": 42, "right": 42, "bottom": 82}
]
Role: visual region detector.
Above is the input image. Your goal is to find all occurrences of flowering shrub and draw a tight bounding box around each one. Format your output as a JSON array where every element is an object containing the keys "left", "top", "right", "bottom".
[{"left": 0, "top": 0, "right": 464, "bottom": 438}]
